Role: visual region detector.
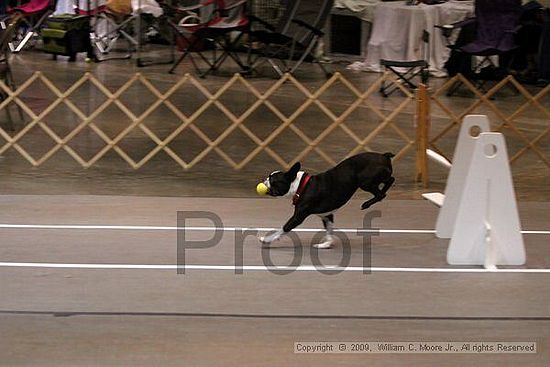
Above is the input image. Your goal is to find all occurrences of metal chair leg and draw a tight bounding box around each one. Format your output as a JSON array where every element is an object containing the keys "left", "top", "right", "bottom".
[
  {"left": 7, "top": 71, "right": 24, "bottom": 123},
  {"left": 0, "top": 90, "right": 15, "bottom": 131}
]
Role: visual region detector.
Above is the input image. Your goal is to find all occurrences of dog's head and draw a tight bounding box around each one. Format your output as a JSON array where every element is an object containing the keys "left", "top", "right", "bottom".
[{"left": 262, "top": 162, "right": 301, "bottom": 197}]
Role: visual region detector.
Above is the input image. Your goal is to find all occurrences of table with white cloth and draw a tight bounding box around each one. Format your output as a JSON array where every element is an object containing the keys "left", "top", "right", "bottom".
[
  {"left": 349, "top": 0, "right": 474, "bottom": 77},
  {"left": 333, "top": 0, "right": 379, "bottom": 23}
]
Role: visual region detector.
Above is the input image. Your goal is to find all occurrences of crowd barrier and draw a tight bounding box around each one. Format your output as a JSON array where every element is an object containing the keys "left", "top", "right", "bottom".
[
  {"left": 1, "top": 71, "right": 548, "bottom": 188},
  {"left": 416, "top": 74, "right": 550, "bottom": 187},
  {"left": 0, "top": 71, "right": 415, "bottom": 170}
]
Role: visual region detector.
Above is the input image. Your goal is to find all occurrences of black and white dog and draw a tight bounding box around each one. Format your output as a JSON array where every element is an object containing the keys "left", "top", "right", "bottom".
[{"left": 259, "top": 152, "right": 395, "bottom": 248}]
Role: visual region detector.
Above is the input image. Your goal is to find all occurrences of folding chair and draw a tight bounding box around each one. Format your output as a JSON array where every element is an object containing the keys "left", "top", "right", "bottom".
[
  {"left": 379, "top": 30, "right": 430, "bottom": 98},
  {"left": 248, "top": 0, "right": 285, "bottom": 31},
  {"left": 78, "top": 0, "right": 138, "bottom": 60},
  {"left": 133, "top": 0, "right": 174, "bottom": 67},
  {"left": 246, "top": 0, "right": 334, "bottom": 78},
  {"left": 167, "top": 0, "right": 250, "bottom": 77},
  {"left": 539, "top": 8, "right": 550, "bottom": 86},
  {"left": 438, "top": 0, "right": 524, "bottom": 95},
  {"left": 4, "top": 0, "right": 57, "bottom": 53},
  {"left": 0, "top": 14, "right": 25, "bottom": 131}
]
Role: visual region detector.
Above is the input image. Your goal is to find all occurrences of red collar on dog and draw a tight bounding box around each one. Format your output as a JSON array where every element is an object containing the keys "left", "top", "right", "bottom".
[{"left": 292, "top": 173, "right": 311, "bottom": 206}]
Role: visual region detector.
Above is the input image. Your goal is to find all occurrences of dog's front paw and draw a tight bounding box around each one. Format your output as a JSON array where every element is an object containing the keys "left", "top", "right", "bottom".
[
  {"left": 313, "top": 242, "right": 332, "bottom": 249},
  {"left": 259, "top": 236, "right": 271, "bottom": 245},
  {"left": 313, "top": 235, "right": 334, "bottom": 249},
  {"left": 258, "top": 230, "right": 283, "bottom": 245}
]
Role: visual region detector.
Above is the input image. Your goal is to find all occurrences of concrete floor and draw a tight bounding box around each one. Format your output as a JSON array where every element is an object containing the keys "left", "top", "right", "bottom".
[
  {"left": 0, "top": 195, "right": 549, "bottom": 366},
  {"left": 0, "top": 45, "right": 549, "bottom": 366},
  {"left": 1, "top": 315, "right": 549, "bottom": 367}
]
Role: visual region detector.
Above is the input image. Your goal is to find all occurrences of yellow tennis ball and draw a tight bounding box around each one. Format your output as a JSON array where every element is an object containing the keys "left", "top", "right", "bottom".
[{"left": 256, "top": 182, "right": 269, "bottom": 196}]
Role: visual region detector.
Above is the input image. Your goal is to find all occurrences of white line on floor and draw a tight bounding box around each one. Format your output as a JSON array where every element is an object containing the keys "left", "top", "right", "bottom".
[
  {"left": 0, "top": 224, "right": 548, "bottom": 235},
  {"left": 0, "top": 262, "right": 549, "bottom": 273}
]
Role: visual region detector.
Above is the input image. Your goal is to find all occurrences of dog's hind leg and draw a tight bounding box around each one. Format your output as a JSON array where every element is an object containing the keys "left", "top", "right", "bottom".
[
  {"left": 361, "top": 176, "right": 395, "bottom": 210},
  {"left": 314, "top": 214, "right": 334, "bottom": 249}
]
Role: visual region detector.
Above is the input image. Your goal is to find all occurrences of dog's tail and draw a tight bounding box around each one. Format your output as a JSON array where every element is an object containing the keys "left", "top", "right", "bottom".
[{"left": 383, "top": 152, "right": 395, "bottom": 159}]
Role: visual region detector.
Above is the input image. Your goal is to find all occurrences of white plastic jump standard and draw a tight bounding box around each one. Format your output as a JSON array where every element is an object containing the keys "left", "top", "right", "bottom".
[
  {"left": 436, "top": 115, "right": 491, "bottom": 238},
  {"left": 447, "top": 132, "right": 525, "bottom": 268}
]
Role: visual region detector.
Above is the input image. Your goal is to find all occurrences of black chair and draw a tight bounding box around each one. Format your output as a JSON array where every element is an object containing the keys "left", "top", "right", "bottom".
[
  {"left": 379, "top": 30, "right": 430, "bottom": 97},
  {"left": 539, "top": 8, "right": 550, "bottom": 86},
  {"left": 82, "top": 0, "right": 140, "bottom": 62},
  {"left": 246, "top": 0, "right": 334, "bottom": 78},
  {"left": 0, "top": 14, "right": 25, "bottom": 131},
  {"left": 168, "top": 0, "right": 250, "bottom": 77},
  {"left": 439, "top": 0, "right": 524, "bottom": 95},
  {"left": 3, "top": 0, "right": 57, "bottom": 53}
]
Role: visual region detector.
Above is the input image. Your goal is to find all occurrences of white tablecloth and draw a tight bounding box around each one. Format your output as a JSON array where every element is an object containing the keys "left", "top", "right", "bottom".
[
  {"left": 348, "top": 0, "right": 474, "bottom": 77},
  {"left": 333, "top": 0, "right": 379, "bottom": 23}
]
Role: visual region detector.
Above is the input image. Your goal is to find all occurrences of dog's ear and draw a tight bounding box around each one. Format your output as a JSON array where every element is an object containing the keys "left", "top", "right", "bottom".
[{"left": 285, "top": 162, "right": 301, "bottom": 180}]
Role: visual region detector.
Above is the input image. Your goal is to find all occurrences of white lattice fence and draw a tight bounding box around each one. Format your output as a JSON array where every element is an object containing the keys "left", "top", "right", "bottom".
[
  {"left": 0, "top": 71, "right": 416, "bottom": 170},
  {"left": 429, "top": 74, "right": 550, "bottom": 167}
]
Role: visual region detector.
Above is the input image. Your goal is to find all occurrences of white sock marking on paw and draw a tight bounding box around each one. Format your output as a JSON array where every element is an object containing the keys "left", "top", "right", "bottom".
[
  {"left": 313, "top": 235, "right": 334, "bottom": 249},
  {"left": 313, "top": 241, "right": 333, "bottom": 249}
]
